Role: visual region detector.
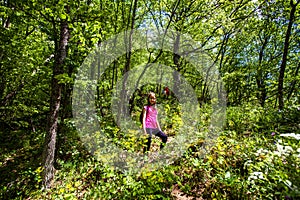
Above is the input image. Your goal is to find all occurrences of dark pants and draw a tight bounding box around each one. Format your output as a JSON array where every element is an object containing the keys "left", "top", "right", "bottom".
[{"left": 144, "top": 128, "right": 168, "bottom": 153}]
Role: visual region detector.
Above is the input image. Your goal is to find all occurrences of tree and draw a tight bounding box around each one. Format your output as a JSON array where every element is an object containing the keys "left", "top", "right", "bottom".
[
  {"left": 278, "top": 0, "right": 299, "bottom": 110},
  {"left": 43, "top": 18, "right": 70, "bottom": 189}
]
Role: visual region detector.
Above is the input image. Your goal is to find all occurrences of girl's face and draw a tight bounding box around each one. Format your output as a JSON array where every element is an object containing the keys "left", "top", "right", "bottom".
[{"left": 149, "top": 95, "right": 156, "bottom": 105}]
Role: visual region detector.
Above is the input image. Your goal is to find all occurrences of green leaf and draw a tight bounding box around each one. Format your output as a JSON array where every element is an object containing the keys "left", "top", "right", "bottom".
[{"left": 60, "top": 13, "right": 67, "bottom": 20}]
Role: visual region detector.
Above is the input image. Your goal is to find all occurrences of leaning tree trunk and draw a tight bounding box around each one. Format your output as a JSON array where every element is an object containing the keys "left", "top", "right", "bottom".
[
  {"left": 278, "top": 0, "right": 299, "bottom": 110},
  {"left": 42, "top": 20, "right": 70, "bottom": 189}
]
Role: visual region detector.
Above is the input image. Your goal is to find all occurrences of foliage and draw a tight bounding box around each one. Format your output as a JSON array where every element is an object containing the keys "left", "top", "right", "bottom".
[
  {"left": 2, "top": 103, "right": 300, "bottom": 199},
  {"left": 1, "top": 0, "right": 300, "bottom": 199}
]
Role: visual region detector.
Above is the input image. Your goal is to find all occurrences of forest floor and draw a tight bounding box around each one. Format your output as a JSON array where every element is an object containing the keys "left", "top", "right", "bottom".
[
  {"left": 171, "top": 185, "right": 204, "bottom": 200},
  {"left": 149, "top": 135, "right": 205, "bottom": 199}
]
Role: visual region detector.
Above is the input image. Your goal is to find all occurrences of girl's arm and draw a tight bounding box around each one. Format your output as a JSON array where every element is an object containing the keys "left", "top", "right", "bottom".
[
  {"left": 156, "top": 109, "right": 162, "bottom": 131},
  {"left": 156, "top": 121, "right": 161, "bottom": 131},
  {"left": 142, "top": 107, "right": 147, "bottom": 134}
]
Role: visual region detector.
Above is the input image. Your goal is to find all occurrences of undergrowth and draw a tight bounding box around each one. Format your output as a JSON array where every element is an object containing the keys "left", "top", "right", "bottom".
[{"left": 1, "top": 104, "right": 299, "bottom": 199}]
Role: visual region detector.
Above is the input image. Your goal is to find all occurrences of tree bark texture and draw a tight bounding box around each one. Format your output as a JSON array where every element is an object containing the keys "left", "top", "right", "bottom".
[{"left": 43, "top": 20, "right": 70, "bottom": 189}]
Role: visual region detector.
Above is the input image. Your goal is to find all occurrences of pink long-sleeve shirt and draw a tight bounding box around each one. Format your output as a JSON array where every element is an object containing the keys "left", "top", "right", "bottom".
[{"left": 144, "top": 105, "right": 158, "bottom": 128}]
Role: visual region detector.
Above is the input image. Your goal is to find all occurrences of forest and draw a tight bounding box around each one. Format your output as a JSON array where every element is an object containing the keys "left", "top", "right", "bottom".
[{"left": 0, "top": 0, "right": 299, "bottom": 199}]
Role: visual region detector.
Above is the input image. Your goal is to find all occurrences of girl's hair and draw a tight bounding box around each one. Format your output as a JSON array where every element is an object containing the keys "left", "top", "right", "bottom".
[{"left": 147, "top": 92, "right": 156, "bottom": 105}]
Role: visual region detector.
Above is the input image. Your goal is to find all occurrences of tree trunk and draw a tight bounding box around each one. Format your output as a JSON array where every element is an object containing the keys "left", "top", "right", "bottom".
[
  {"left": 0, "top": 82, "right": 24, "bottom": 106},
  {"left": 173, "top": 33, "right": 181, "bottom": 95},
  {"left": 256, "top": 36, "right": 269, "bottom": 107},
  {"left": 61, "top": 70, "right": 73, "bottom": 121},
  {"left": 287, "top": 61, "right": 300, "bottom": 100},
  {"left": 117, "top": 0, "right": 138, "bottom": 124},
  {"left": 278, "top": 0, "right": 299, "bottom": 110},
  {"left": 43, "top": 20, "right": 70, "bottom": 189}
]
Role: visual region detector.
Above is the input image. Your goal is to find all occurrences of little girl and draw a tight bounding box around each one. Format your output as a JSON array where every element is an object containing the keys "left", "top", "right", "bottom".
[{"left": 142, "top": 92, "right": 168, "bottom": 153}]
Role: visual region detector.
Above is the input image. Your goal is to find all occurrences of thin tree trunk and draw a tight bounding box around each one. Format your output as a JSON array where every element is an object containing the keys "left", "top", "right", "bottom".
[
  {"left": 111, "top": 2, "right": 119, "bottom": 91},
  {"left": 287, "top": 61, "right": 300, "bottom": 100},
  {"left": 173, "top": 33, "right": 181, "bottom": 95},
  {"left": 278, "top": 0, "right": 299, "bottom": 110},
  {"left": 2, "top": 0, "right": 11, "bottom": 28},
  {"left": 132, "top": 0, "right": 180, "bottom": 95},
  {"left": 117, "top": 0, "right": 138, "bottom": 124},
  {"left": 43, "top": 20, "right": 70, "bottom": 189},
  {"left": 0, "top": 82, "right": 24, "bottom": 106},
  {"left": 256, "top": 36, "right": 269, "bottom": 107}
]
